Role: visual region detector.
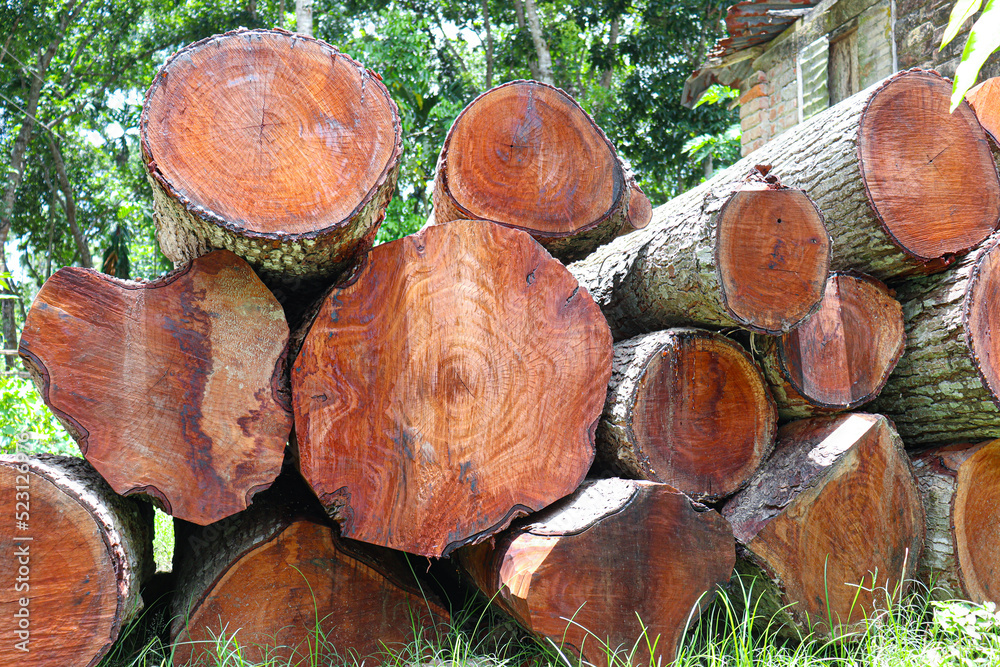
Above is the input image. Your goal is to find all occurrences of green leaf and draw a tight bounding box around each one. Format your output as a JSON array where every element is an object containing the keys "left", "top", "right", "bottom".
[
  {"left": 951, "top": 0, "right": 1000, "bottom": 110},
  {"left": 942, "top": 0, "right": 983, "bottom": 49}
]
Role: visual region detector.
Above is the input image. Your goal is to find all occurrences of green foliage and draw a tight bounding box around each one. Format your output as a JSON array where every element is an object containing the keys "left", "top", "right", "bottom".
[
  {"left": 927, "top": 600, "right": 1000, "bottom": 665},
  {"left": 681, "top": 85, "right": 741, "bottom": 176},
  {"left": 0, "top": 375, "right": 76, "bottom": 456},
  {"left": 941, "top": 0, "right": 1000, "bottom": 109}
]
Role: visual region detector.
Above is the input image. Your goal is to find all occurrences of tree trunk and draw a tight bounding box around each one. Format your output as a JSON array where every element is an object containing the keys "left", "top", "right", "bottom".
[
  {"left": 432, "top": 81, "right": 651, "bottom": 263},
  {"left": 597, "top": 328, "right": 776, "bottom": 502},
  {"left": 294, "top": 0, "right": 312, "bottom": 36},
  {"left": 47, "top": 135, "right": 93, "bottom": 269},
  {"left": 569, "top": 166, "right": 831, "bottom": 339},
  {"left": 910, "top": 440, "right": 1000, "bottom": 603},
  {"left": 140, "top": 29, "right": 401, "bottom": 289},
  {"left": 753, "top": 272, "right": 905, "bottom": 420},
  {"left": 171, "top": 476, "right": 447, "bottom": 665},
  {"left": 18, "top": 249, "right": 292, "bottom": 525},
  {"left": 723, "top": 414, "right": 924, "bottom": 641},
  {"left": 599, "top": 16, "right": 618, "bottom": 90},
  {"left": 867, "top": 236, "right": 1000, "bottom": 445},
  {"left": 570, "top": 71, "right": 999, "bottom": 341},
  {"left": 458, "top": 479, "right": 734, "bottom": 667},
  {"left": 511, "top": 0, "right": 541, "bottom": 81},
  {"left": 0, "top": 454, "right": 152, "bottom": 666},
  {"left": 522, "top": 0, "right": 553, "bottom": 85},
  {"left": 480, "top": 0, "right": 494, "bottom": 89},
  {"left": 292, "top": 220, "right": 613, "bottom": 557},
  {"left": 967, "top": 78, "right": 1000, "bottom": 148}
]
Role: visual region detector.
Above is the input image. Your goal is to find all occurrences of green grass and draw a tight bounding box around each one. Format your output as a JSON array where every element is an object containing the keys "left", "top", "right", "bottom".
[{"left": 96, "top": 579, "right": 1000, "bottom": 667}]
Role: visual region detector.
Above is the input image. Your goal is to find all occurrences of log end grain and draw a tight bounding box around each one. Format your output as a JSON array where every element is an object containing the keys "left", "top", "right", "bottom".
[
  {"left": 18, "top": 250, "right": 292, "bottom": 525},
  {"left": 460, "top": 479, "right": 734, "bottom": 667},
  {"left": 778, "top": 272, "right": 904, "bottom": 410},
  {"left": 724, "top": 414, "right": 923, "bottom": 641},
  {"left": 954, "top": 439, "right": 1000, "bottom": 604},
  {"left": 967, "top": 78, "right": 1000, "bottom": 148},
  {"left": 599, "top": 329, "right": 776, "bottom": 501},
  {"left": 716, "top": 187, "right": 831, "bottom": 334},
  {"left": 859, "top": 70, "right": 1000, "bottom": 262},
  {"left": 293, "top": 219, "right": 613, "bottom": 557},
  {"left": 965, "top": 235, "right": 1000, "bottom": 410}
]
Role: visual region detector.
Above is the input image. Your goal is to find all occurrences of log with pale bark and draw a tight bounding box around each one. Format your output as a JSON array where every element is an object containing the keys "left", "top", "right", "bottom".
[
  {"left": 458, "top": 479, "right": 734, "bottom": 667},
  {"left": 432, "top": 80, "right": 651, "bottom": 262},
  {"left": 570, "top": 71, "right": 999, "bottom": 341},
  {"left": 723, "top": 414, "right": 923, "bottom": 641},
  {"left": 868, "top": 236, "right": 1000, "bottom": 444},
  {"left": 569, "top": 166, "right": 831, "bottom": 338},
  {"left": 911, "top": 440, "right": 1000, "bottom": 603},
  {"left": 18, "top": 250, "right": 292, "bottom": 525},
  {"left": 0, "top": 454, "right": 152, "bottom": 667},
  {"left": 140, "top": 28, "right": 402, "bottom": 286},
  {"left": 968, "top": 78, "right": 1000, "bottom": 148},
  {"left": 171, "top": 479, "right": 447, "bottom": 665},
  {"left": 753, "top": 272, "right": 905, "bottom": 420},
  {"left": 597, "top": 328, "right": 776, "bottom": 501},
  {"left": 292, "top": 219, "right": 613, "bottom": 557}
]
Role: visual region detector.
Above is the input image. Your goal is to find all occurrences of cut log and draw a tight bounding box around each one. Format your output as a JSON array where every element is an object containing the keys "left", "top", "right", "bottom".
[
  {"left": 967, "top": 78, "right": 1000, "bottom": 148},
  {"left": 722, "top": 414, "right": 923, "bottom": 641},
  {"left": 458, "top": 479, "right": 734, "bottom": 667},
  {"left": 171, "top": 479, "right": 447, "bottom": 665},
  {"left": 140, "top": 28, "right": 402, "bottom": 286},
  {"left": 432, "top": 80, "right": 651, "bottom": 262},
  {"left": 753, "top": 272, "right": 905, "bottom": 420},
  {"left": 0, "top": 454, "right": 152, "bottom": 666},
  {"left": 911, "top": 440, "right": 1000, "bottom": 603},
  {"left": 597, "top": 328, "right": 776, "bottom": 501},
  {"left": 569, "top": 166, "right": 831, "bottom": 338},
  {"left": 18, "top": 249, "right": 292, "bottom": 525},
  {"left": 868, "top": 235, "right": 1000, "bottom": 444},
  {"left": 292, "top": 219, "right": 613, "bottom": 557},
  {"left": 571, "top": 71, "right": 999, "bottom": 340}
]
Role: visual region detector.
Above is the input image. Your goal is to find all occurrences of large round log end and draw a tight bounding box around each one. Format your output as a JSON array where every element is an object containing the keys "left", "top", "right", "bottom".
[
  {"left": 954, "top": 440, "right": 1000, "bottom": 603},
  {"left": 965, "top": 236, "right": 1000, "bottom": 409},
  {"left": 716, "top": 188, "right": 831, "bottom": 334}
]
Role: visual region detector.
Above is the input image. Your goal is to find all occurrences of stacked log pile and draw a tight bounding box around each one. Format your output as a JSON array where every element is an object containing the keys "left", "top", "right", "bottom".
[{"left": 10, "top": 23, "right": 1000, "bottom": 665}]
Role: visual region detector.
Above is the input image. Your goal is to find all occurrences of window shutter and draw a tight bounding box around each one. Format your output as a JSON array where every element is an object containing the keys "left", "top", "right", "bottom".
[{"left": 798, "top": 36, "right": 829, "bottom": 121}]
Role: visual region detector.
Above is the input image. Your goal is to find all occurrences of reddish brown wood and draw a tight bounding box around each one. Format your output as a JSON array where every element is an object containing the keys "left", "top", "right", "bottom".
[
  {"left": 171, "top": 483, "right": 446, "bottom": 665},
  {"left": 598, "top": 328, "right": 776, "bottom": 501},
  {"left": 432, "top": 81, "right": 649, "bottom": 262},
  {"left": 0, "top": 455, "right": 152, "bottom": 667},
  {"left": 911, "top": 441, "right": 1000, "bottom": 603},
  {"left": 755, "top": 272, "right": 905, "bottom": 419},
  {"left": 967, "top": 78, "right": 1000, "bottom": 148},
  {"left": 459, "top": 479, "right": 734, "bottom": 667},
  {"left": 859, "top": 70, "right": 1000, "bottom": 263},
  {"left": 141, "top": 28, "right": 401, "bottom": 285},
  {"left": 723, "top": 414, "right": 923, "bottom": 641},
  {"left": 292, "top": 219, "right": 612, "bottom": 557},
  {"left": 18, "top": 250, "right": 292, "bottom": 525}
]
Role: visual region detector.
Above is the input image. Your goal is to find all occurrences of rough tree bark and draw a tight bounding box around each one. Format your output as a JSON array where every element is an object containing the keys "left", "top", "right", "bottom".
[
  {"left": 911, "top": 440, "right": 1000, "bottom": 603},
  {"left": 753, "top": 272, "right": 905, "bottom": 420},
  {"left": 140, "top": 29, "right": 401, "bottom": 288},
  {"left": 292, "top": 220, "right": 612, "bottom": 557},
  {"left": 0, "top": 454, "right": 152, "bottom": 667},
  {"left": 18, "top": 250, "right": 292, "bottom": 525},
  {"left": 433, "top": 80, "right": 651, "bottom": 262},
  {"left": 868, "top": 235, "right": 1000, "bottom": 444},
  {"left": 723, "top": 414, "right": 923, "bottom": 641},
  {"left": 568, "top": 166, "right": 831, "bottom": 339},
  {"left": 458, "top": 479, "right": 734, "bottom": 667},
  {"left": 171, "top": 477, "right": 447, "bottom": 665},
  {"left": 597, "top": 328, "right": 776, "bottom": 501},
  {"left": 570, "top": 71, "right": 998, "bottom": 341}
]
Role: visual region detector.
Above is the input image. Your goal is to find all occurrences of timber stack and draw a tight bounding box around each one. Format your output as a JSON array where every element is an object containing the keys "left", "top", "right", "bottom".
[{"left": 7, "top": 24, "right": 1000, "bottom": 665}]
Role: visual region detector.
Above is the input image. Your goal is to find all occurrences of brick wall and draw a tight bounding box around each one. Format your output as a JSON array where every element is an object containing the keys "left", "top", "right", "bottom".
[{"left": 896, "top": 0, "right": 1000, "bottom": 79}]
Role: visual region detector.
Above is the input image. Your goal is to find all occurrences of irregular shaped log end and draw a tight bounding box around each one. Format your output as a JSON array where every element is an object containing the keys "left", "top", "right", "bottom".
[
  {"left": 860, "top": 70, "right": 1000, "bottom": 261},
  {"left": 779, "top": 272, "right": 905, "bottom": 410},
  {"left": 724, "top": 414, "right": 923, "bottom": 641},
  {"left": 294, "top": 220, "right": 612, "bottom": 556},
  {"left": 18, "top": 250, "right": 292, "bottom": 525},
  {"left": 601, "top": 329, "right": 776, "bottom": 501},
  {"left": 460, "top": 480, "right": 734, "bottom": 667},
  {"left": 716, "top": 188, "right": 831, "bottom": 334}
]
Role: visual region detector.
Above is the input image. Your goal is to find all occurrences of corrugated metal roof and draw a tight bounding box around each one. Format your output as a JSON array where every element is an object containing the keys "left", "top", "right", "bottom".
[{"left": 682, "top": 0, "right": 819, "bottom": 107}]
